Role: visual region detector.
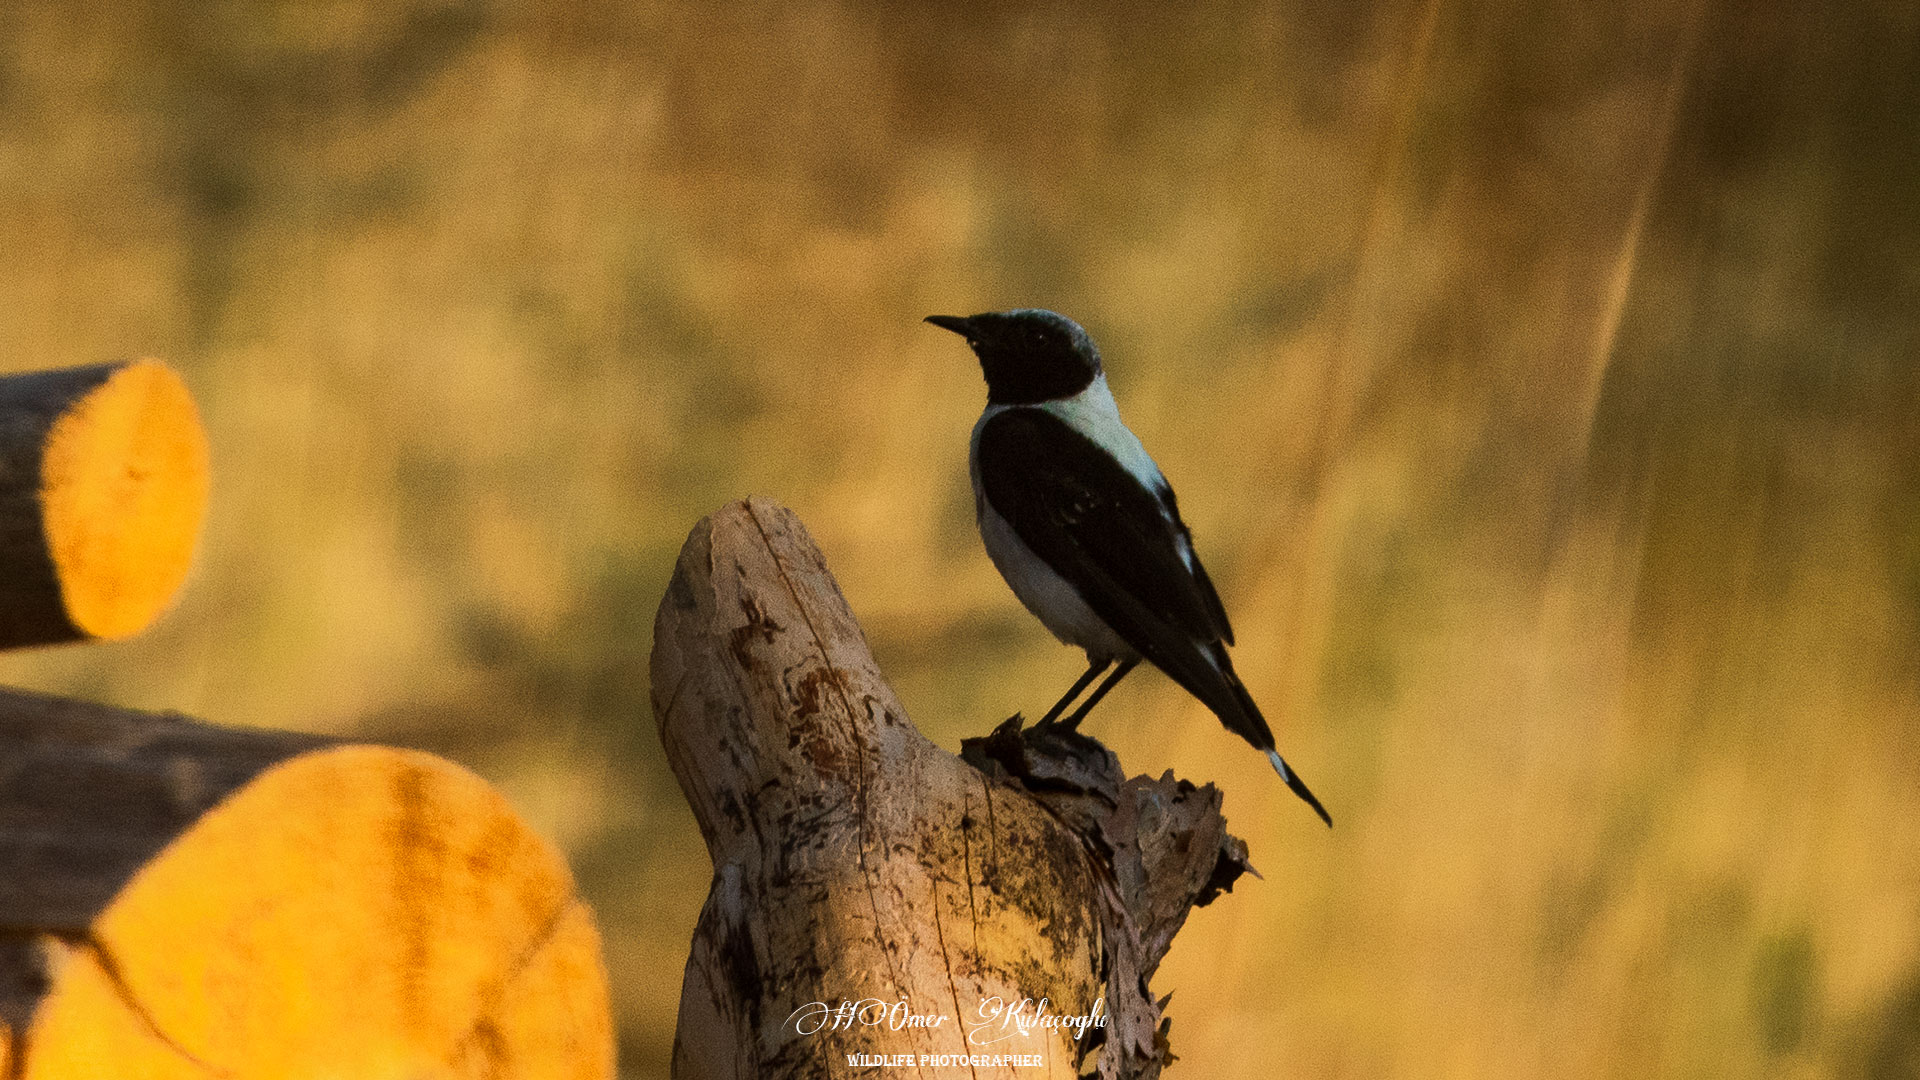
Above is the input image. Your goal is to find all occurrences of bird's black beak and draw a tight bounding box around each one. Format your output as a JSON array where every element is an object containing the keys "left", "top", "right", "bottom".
[{"left": 924, "top": 314, "right": 974, "bottom": 338}]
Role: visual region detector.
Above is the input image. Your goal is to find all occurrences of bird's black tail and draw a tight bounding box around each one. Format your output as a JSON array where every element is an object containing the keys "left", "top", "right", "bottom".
[{"left": 1209, "top": 652, "right": 1332, "bottom": 827}]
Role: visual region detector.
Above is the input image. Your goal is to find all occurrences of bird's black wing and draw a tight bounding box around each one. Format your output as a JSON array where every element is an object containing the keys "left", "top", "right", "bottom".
[
  {"left": 1159, "top": 483, "right": 1236, "bottom": 646},
  {"left": 978, "top": 407, "right": 1329, "bottom": 825},
  {"left": 976, "top": 409, "right": 1261, "bottom": 726}
]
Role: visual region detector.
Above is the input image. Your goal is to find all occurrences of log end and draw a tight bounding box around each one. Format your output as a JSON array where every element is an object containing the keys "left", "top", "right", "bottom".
[
  {"left": 0, "top": 743, "right": 613, "bottom": 1078},
  {"left": 39, "top": 358, "right": 209, "bottom": 641}
]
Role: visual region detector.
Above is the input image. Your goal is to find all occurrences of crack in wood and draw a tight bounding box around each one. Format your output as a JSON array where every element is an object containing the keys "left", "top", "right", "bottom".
[
  {"left": 80, "top": 932, "right": 232, "bottom": 1077},
  {"left": 660, "top": 500, "right": 1246, "bottom": 1080}
]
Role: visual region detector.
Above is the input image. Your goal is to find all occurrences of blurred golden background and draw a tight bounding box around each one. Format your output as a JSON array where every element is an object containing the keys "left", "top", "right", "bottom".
[{"left": 1, "top": 0, "right": 1916, "bottom": 1075}]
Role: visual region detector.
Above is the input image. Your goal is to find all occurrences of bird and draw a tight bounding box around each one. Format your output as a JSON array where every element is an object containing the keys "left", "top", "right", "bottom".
[{"left": 926, "top": 308, "right": 1330, "bottom": 826}]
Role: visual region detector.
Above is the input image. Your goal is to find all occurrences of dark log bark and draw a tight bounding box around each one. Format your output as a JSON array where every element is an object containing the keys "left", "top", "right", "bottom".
[
  {"left": 0, "top": 686, "right": 328, "bottom": 932},
  {"left": 653, "top": 498, "right": 1252, "bottom": 1080}
]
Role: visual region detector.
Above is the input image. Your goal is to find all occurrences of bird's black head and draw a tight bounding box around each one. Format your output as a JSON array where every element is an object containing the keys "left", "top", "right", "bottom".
[{"left": 925, "top": 309, "right": 1102, "bottom": 406}]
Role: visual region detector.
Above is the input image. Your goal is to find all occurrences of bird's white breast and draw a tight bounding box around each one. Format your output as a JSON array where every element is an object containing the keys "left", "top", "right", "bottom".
[{"left": 974, "top": 493, "right": 1135, "bottom": 661}]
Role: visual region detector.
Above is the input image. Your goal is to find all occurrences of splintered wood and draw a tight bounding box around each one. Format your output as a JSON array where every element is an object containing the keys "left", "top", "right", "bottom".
[{"left": 652, "top": 498, "right": 1253, "bottom": 1080}]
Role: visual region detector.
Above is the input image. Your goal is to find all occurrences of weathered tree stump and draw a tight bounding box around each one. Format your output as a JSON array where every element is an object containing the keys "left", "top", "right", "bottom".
[
  {"left": 0, "top": 360, "right": 209, "bottom": 649},
  {"left": 0, "top": 687, "right": 614, "bottom": 1079},
  {"left": 652, "top": 498, "right": 1252, "bottom": 1080}
]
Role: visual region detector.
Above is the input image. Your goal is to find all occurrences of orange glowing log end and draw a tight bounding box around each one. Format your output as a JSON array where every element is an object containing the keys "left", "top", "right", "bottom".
[
  {"left": 0, "top": 691, "right": 614, "bottom": 1079},
  {"left": 0, "top": 359, "right": 209, "bottom": 649}
]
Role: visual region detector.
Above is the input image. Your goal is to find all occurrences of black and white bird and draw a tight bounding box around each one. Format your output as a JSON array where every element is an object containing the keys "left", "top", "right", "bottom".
[{"left": 927, "top": 308, "right": 1331, "bottom": 826}]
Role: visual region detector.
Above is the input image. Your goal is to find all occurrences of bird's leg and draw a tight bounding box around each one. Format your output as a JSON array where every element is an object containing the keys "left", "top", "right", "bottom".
[
  {"left": 1059, "top": 658, "right": 1140, "bottom": 732},
  {"left": 1034, "top": 659, "right": 1110, "bottom": 729}
]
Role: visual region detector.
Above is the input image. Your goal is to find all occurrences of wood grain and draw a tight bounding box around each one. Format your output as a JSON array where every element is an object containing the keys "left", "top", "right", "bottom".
[{"left": 653, "top": 498, "right": 1252, "bottom": 1080}]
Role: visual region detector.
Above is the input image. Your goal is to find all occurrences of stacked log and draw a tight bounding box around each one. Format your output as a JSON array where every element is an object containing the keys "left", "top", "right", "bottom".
[{"left": 0, "top": 361, "right": 613, "bottom": 1079}]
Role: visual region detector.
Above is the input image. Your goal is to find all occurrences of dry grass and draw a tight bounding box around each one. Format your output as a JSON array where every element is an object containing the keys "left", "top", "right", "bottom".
[{"left": 0, "top": 0, "right": 1915, "bottom": 1076}]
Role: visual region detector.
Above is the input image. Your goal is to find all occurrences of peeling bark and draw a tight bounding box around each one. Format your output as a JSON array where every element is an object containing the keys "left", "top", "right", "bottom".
[{"left": 653, "top": 499, "right": 1252, "bottom": 1080}]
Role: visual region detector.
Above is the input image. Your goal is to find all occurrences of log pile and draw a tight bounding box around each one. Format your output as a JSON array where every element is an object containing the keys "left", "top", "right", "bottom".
[{"left": 0, "top": 361, "right": 613, "bottom": 1079}]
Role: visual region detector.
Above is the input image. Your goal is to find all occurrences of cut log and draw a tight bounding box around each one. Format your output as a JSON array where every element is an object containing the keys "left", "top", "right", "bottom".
[
  {"left": 0, "top": 686, "right": 613, "bottom": 1079},
  {"left": 0, "top": 360, "right": 209, "bottom": 650},
  {"left": 652, "top": 498, "right": 1251, "bottom": 1080}
]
